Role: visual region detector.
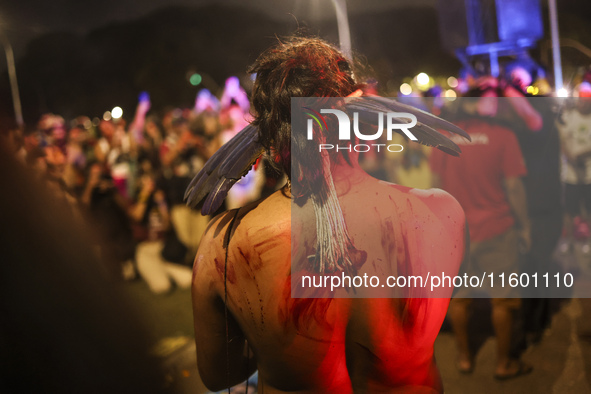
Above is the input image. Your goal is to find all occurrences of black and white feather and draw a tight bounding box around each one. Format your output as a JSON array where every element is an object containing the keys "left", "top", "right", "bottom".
[
  {"left": 185, "top": 98, "right": 470, "bottom": 215},
  {"left": 184, "top": 124, "right": 264, "bottom": 215},
  {"left": 346, "top": 96, "right": 470, "bottom": 156}
]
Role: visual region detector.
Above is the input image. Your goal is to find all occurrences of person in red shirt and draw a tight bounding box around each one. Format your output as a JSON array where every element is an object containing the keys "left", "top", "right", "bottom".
[{"left": 430, "top": 83, "right": 532, "bottom": 380}]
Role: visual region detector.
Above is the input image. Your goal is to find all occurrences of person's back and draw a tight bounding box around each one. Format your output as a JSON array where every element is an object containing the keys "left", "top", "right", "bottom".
[
  {"left": 431, "top": 117, "right": 526, "bottom": 243},
  {"left": 192, "top": 161, "right": 465, "bottom": 393},
  {"left": 191, "top": 36, "right": 467, "bottom": 393}
]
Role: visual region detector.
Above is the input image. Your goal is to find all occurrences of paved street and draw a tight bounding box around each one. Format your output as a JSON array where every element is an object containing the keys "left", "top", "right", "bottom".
[
  {"left": 436, "top": 299, "right": 591, "bottom": 394},
  {"left": 122, "top": 240, "right": 591, "bottom": 393}
]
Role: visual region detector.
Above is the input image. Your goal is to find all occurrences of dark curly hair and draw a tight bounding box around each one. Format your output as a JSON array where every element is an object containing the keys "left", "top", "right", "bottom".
[
  {"left": 248, "top": 36, "right": 362, "bottom": 179},
  {"left": 247, "top": 36, "right": 366, "bottom": 274}
]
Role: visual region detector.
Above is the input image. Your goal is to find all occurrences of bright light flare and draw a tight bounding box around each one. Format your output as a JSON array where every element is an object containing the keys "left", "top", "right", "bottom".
[
  {"left": 557, "top": 88, "right": 569, "bottom": 97},
  {"left": 103, "top": 111, "right": 112, "bottom": 121},
  {"left": 400, "top": 83, "right": 412, "bottom": 95},
  {"left": 526, "top": 86, "right": 540, "bottom": 96},
  {"left": 444, "top": 89, "right": 457, "bottom": 100},
  {"left": 190, "top": 73, "right": 202, "bottom": 86},
  {"left": 416, "top": 73, "right": 430, "bottom": 86},
  {"left": 447, "top": 76, "right": 458, "bottom": 88},
  {"left": 111, "top": 106, "right": 123, "bottom": 119}
]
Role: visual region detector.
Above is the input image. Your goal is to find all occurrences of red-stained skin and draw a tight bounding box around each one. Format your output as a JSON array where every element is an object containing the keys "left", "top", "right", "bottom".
[{"left": 192, "top": 158, "right": 466, "bottom": 393}]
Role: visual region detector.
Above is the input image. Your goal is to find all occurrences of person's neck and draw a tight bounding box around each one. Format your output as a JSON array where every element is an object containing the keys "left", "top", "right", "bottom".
[{"left": 330, "top": 156, "right": 368, "bottom": 192}]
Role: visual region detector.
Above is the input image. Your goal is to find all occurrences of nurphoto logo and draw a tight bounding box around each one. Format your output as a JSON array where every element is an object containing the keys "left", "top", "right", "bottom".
[{"left": 306, "top": 108, "right": 417, "bottom": 152}]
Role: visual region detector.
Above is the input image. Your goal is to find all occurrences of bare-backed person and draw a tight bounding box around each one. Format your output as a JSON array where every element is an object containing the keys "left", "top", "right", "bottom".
[{"left": 191, "top": 37, "right": 467, "bottom": 393}]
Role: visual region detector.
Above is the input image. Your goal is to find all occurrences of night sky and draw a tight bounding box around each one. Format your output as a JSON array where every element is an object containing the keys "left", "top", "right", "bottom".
[
  {"left": 1, "top": 0, "right": 590, "bottom": 122},
  {"left": 0, "top": 0, "right": 436, "bottom": 58}
]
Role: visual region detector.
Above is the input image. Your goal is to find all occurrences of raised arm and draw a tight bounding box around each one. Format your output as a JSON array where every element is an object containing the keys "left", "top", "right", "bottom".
[
  {"left": 129, "top": 93, "right": 151, "bottom": 145},
  {"left": 503, "top": 84, "right": 543, "bottom": 132}
]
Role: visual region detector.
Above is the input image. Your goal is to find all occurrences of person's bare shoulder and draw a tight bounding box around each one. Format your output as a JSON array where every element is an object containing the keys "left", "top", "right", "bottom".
[
  {"left": 375, "top": 183, "right": 466, "bottom": 273},
  {"left": 237, "top": 189, "right": 291, "bottom": 236},
  {"left": 194, "top": 190, "right": 284, "bottom": 256},
  {"left": 192, "top": 209, "right": 240, "bottom": 294},
  {"left": 232, "top": 190, "right": 292, "bottom": 267},
  {"left": 408, "top": 186, "right": 465, "bottom": 226},
  {"left": 193, "top": 190, "right": 291, "bottom": 291},
  {"left": 377, "top": 181, "right": 465, "bottom": 226}
]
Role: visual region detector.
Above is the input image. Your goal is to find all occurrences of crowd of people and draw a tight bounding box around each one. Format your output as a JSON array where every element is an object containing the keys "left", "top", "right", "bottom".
[
  {"left": 2, "top": 38, "right": 591, "bottom": 390},
  {"left": 392, "top": 63, "right": 591, "bottom": 380},
  {"left": 0, "top": 76, "right": 282, "bottom": 295}
]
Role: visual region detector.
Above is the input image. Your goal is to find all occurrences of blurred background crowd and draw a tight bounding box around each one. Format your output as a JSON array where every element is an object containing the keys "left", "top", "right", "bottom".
[
  {"left": 4, "top": 61, "right": 590, "bottom": 290},
  {"left": 0, "top": 76, "right": 287, "bottom": 295}
]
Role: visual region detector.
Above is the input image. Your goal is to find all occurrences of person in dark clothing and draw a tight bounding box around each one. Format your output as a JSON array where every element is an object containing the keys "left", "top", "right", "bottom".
[
  {"left": 0, "top": 140, "right": 164, "bottom": 393},
  {"left": 511, "top": 96, "right": 564, "bottom": 345}
]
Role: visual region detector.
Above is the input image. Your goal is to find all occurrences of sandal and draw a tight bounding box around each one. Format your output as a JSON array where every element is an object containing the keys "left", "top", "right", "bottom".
[
  {"left": 494, "top": 361, "right": 533, "bottom": 381},
  {"left": 457, "top": 360, "right": 474, "bottom": 374}
]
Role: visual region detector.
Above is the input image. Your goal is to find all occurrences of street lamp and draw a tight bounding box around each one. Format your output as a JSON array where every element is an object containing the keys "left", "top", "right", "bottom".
[
  {"left": 0, "top": 31, "right": 23, "bottom": 128},
  {"left": 548, "top": 0, "right": 564, "bottom": 94},
  {"left": 331, "top": 0, "right": 352, "bottom": 62}
]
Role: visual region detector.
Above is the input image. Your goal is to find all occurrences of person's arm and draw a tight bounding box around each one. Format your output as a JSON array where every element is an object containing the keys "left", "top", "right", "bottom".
[
  {"left": 129, "top": 95, "right": 151, "bottom": 145},
  {"left": 503, "top": 176, "right": 531, "bottom": 251},
  {"left": 129, "top": 194, "right": 149, "bottom": 222},
  {"left": 80, "top": 164, "right": 102, "bottom": 205},
  {"left": 503, "top": 84, "right": 543, "bottom": 132},
  {"left": 94, "top": 140, "right": 109, "bottom": 164},
  {"left": 192, "top": 213, "right": 257, "bottom": 390},
  {"left": 129, "top": 178, "right": 154, "bottom": 222},
  {"left": 153, "top": 190, "right": 170, "bottom": 230}
]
